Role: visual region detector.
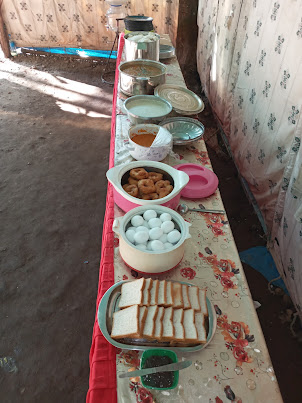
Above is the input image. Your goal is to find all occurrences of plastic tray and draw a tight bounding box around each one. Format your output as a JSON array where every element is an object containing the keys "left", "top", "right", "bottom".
[{"left": 97, "top": 280, "right": 217, "bottom": 352}]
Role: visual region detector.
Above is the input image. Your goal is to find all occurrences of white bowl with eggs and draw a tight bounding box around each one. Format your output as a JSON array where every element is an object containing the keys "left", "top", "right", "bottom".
[{"left": 112, "top": 205, "right": 191, "bottom": 274}]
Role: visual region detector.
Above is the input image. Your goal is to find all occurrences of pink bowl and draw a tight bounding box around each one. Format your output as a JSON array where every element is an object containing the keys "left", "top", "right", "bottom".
[
  {"left": 113, "top": 187, "right": 181, "bottom": 212},
  {"left": 106, "top": 161, "right": 189, "bottom": 213}
]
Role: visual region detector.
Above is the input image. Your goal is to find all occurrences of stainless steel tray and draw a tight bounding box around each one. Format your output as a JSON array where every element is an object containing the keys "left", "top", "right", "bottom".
[
  {"left": 159, "top": 117, "right": 205, "bottom": 145},
  {"left": 97, "top": 280, "right": 217, "bottom": 352}
]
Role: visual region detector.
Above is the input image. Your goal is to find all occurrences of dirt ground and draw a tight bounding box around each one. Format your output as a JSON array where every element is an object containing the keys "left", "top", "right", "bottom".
[{"left": 0, "top": 53, "right": 301, "bottom": 403}]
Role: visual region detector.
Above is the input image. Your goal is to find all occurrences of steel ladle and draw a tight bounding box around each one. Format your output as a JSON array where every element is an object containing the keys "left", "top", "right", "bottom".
[{"left": 177, "top": 203, "right": 225, "bottom": 215}]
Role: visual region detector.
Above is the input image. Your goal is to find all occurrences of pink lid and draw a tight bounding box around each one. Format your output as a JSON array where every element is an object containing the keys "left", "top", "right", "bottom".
[{"left": 173, "top": 163, "right": 218, "bottom": 199}]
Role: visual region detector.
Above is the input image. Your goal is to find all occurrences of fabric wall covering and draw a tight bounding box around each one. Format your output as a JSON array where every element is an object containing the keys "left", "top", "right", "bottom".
[
  {"left": 1, "top": 0, "right": 179, "bottom": 50},
  {"left": 197, "top": 0, "right": 302, "bottom": 319}
]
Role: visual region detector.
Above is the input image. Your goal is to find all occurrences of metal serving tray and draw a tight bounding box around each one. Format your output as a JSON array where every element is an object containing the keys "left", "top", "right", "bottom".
[{"left": 97, "top": 280, "right": 217, "bottom": 352}]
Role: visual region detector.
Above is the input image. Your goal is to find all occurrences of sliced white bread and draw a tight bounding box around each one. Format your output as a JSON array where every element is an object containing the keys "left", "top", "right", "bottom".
[
  {"left": 198, "top": 288, "right": 208, "bottom": 316},
  {"left": 195, "top": 312, "right": 207, "bottom": 343},
  {"left": 161, "top": 307, "right": 174, "bottom": 341},
  {"left": 142, "top": 305, "right": 158, "bottom": 339},
  {"left": 142, "top": 278, "right": 152, "bottom": 306},
  {"left": 111, "top": 305, "right": 140, "bottom": 339},
  {"left": 173, "top": 308, "right": 185, "bottom": 341},
  {"left": 188, "top": 285, "right": 201, "bottom": 311},
  {"left": 172, "top": 282, "right": 184, "bottom": 308},
  {"left": 154, "top": 306, "right": 165, "bottom": 340},
  {"left": 119, "top": 278, "right": 145, "bottom": 309},
  {"left": 149, "top": 279, "right": 159, "bottom": 306},
  {"left": 182, "top": 284, "right": 191, "bottom": 309},
  {"left": 139, "top": 306, "right": 148, "bottom": 335},
  {"left": 164, "top": 281, "right": 173, "bottom": 307},
  {"left": 183, "top": 308, "right": 198, "bottom": 343},
  {"left": 157, "top": 280, "right": 167, "bottom": 306}
]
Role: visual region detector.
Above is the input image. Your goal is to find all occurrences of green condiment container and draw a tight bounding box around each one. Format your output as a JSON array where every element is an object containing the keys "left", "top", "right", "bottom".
[{"left": 140, "top": 349, "right": 179, "bottom": 390}]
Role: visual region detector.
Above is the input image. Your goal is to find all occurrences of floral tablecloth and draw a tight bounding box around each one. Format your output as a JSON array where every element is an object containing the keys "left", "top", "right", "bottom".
[{"left": 111, "top": 35, "right": 283, "bottom": 403}]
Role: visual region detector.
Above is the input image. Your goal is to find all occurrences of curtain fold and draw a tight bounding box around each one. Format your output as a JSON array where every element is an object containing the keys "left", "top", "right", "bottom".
[{"left": 197, "top": 0, "right": 302, "bottom": 319}]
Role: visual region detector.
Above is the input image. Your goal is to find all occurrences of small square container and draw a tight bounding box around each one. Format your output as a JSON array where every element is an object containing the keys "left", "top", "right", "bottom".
[{"left": 140, "top": 349, "right": 179, "bottom": 390}]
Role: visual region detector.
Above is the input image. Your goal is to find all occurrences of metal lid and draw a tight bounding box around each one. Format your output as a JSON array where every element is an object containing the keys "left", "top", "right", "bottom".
[
  {"left": 154, "top": 84, "right": 204, "bottom": 115},
  {"left": 159, "top": 117, "right": 205, "bottom": 145}
]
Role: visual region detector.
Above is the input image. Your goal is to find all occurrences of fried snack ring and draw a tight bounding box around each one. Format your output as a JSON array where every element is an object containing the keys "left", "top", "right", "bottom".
[
  {"left": 138, "top": 179, "right": 156, "bottom": 195},
  {"left": 128, "top": 177, "right": 139, "bottom": 186},
  {"left": 142, "top": 192, "right": 159, "bottom": 200},
  {"left": 155, "top": 180, "right": 172, "bottom": 193},
  {"left": 148, "top": 171, "right": 163, "bottom": 183},
  {"left": 122, "top": 183, "right": 139, "bottom": 197},
  {"left": 129, "top": 168, "right": 148, "bottom": 180},
  {"left": 158, "top": 188, "right": 173, "bottom": 198}
]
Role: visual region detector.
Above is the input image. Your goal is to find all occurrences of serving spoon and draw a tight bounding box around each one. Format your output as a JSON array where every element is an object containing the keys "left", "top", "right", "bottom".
[
  {"left": 177, "top": 203, "right": 225, "bottom": 215},
  {"left": 119, "top": 360, "right": 192, "bottom": 379}
]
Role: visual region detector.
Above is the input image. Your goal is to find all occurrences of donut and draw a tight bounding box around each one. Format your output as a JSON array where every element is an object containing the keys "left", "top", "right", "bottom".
[
  {"left": 158, "top": 188, "right": 173, "bottom": 198},
  {"left": 122, "top": 183, "right": 139, "bottom": 197},
  {"left": 129, "top": 168, "right": 148, "bottom": 180},
  {"left": 142, "top": 192, "right": 159, "bottom": 200},
  {"left": 138, "top": 179, "right": 156, "bottom": 195},
  {"left": 148, "top": 172, "right": 163, "bottom": 183},
  {"left": 128, "top": 177, "right": 139, "bottom": 186},
  {"left": 155, "top": 180, "right": 173, "bottom": 193}
]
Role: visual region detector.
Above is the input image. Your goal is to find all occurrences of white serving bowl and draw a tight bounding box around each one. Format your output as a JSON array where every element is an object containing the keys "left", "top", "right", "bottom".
[
  {"left": 106, "top": 160, "right": 189, "bottom": 212},
  {"left": 127, "top": 124, "right": 173, "bottom": 161},
  {"left": 113, "top": 205, "right": 191, "bottom": 273}
]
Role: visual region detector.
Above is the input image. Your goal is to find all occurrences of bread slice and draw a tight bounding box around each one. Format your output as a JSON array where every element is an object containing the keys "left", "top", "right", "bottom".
[
  {"left": 195, "top": 312, "right": 207, "bottom": 343},
  {"left": 111, "top": 305, "right": 140, "bottom": 339},
  {"left": 157, "top": 280, "right": 167, "bottom": 306},
  {"left": 183, "top": 308, "right": 198, "bottom": 343},
  {"left": 172, "top": 282, "right": 183, "bottom": 308},
  {"left": 154, "top": 306, "right": 165, "bottom": 340},
  {"left": 142, "top": 278, "right": 152, "bottom": 306},
  {"left": 119, "top": 278, "right": 145, "bottom": 309},
  {"left": 149, "top": 279, "right": 159, "bottom": 306},
  {"left": 182, "top": 284, "right": 191, "bottom": 309},
  {"left": 164, "top": 281, "right": 173, "bottom": 307},
  {"left": 173, "top": 308, "right": 185, "bottom": 341},
  {"left": 142, "top": 305, "right": 158, "bottom": 339},
  {"left": 161, "top": 307, "right": 174, "bottom": 341},
  {"left": 188, "top": 286, "right": 201, "bottom": 311},
  {"left": 139, "top": 306, "right": 148, "bottom": 335},
  {"left": 198, "top": 288, "right": 208, "bottom": 316}
]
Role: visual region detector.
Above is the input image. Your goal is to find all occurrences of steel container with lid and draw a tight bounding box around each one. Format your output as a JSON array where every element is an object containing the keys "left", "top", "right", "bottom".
[{"left": 124, "top": 31, "right": 160, "bottom": 62}]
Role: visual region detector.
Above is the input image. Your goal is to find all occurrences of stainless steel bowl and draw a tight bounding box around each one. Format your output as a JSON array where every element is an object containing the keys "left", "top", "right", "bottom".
[
  {"left": 124, "top": 32, "right": 160, "bottom": 61},
  {"left": 119, "top": 59, "right": 166, "bottom": 96},
  {"left": 123, "top": 95, "right": 172, "bottom": 124}
]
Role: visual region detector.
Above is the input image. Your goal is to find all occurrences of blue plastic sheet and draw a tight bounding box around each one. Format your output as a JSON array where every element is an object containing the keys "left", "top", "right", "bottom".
[
  {"left": 21, "top": 46, "right": 117, "bottom": 59},
  {"left": 239, "top": 246, "right": 288, "bottom": 294}
]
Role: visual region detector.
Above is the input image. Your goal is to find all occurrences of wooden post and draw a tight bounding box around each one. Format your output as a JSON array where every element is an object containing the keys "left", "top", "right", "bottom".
[{"left": 0, "top": 1, "right": 11, "bottom": 58}]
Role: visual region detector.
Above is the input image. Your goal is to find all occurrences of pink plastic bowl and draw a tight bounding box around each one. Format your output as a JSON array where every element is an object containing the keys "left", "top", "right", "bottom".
[{"left": 106, "top": 161, "right": 189, "bottom": 213}]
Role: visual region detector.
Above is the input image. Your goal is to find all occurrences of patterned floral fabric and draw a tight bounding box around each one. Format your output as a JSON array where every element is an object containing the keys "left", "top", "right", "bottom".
[
  {"left": 1, "top": 0, "right": 178, "bottom": 50},
  {"left": 197, "top": 0, "right": 302, "bottom": 319},
  {"left": 113, "top": 36, "right": 282, "bottom": 402}
]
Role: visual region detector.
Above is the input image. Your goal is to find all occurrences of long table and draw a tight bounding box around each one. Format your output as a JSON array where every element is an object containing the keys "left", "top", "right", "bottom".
[{"left": 87, "top": 34, "right": 283, "bottom": 403}]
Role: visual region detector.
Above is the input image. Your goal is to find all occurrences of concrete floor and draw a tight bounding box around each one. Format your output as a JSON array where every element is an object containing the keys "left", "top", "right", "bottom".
[{"left": 0, "top": 54, "right": 301, "bottom": 402}]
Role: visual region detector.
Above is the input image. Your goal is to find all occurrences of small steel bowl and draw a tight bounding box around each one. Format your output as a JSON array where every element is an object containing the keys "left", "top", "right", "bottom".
[{"left": 124, "top": 95, "right": 173, "bottom": 124}]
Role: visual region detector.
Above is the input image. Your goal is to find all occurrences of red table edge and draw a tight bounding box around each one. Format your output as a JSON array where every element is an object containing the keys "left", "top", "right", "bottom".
[{"left": 86, "top": 33, "right": 125, "bottom": 403}]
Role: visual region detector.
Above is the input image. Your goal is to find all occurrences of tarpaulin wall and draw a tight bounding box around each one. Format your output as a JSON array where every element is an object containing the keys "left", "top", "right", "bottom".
[
  {"left": 1, "top": 0, "right": 179, "bottom": 50},
  {"left": 197, "top": 0, "right": 302, "bottom": 319}
]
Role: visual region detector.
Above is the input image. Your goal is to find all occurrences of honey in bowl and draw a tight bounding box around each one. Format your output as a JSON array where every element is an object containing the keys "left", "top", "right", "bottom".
[{"left": 131, "top": 132, "right": 156, "bottom": 148}]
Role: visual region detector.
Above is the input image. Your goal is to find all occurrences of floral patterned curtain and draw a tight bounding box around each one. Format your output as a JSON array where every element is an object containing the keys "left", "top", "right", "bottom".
[
  {"left": 1, "top": 0, "right": 179, "bottom": 50},
  {"left": 197, "top": 0, "right": 302, "bottom": 319}
]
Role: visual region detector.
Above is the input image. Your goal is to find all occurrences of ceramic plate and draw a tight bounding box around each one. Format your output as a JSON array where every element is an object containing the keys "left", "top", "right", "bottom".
[
  {"left": 154, "top": 85, "right": 204, "bottom": 115},
  {"left": 159, "top": 117, "right": 205, "bottom": 145},
  {"left": 97, "top": 280, "right": 217, "bottom": 352}
]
